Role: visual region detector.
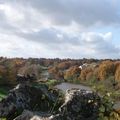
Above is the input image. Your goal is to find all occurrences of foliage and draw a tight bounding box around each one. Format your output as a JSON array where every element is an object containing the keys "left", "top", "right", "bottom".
[
  {"left": 48, "top": 66, "right": 64, "bottom": 80},
  {"left": 18, "top": 63, "right": 42, "bottom": 79},
  {"left": 0, "top": 87, "right": 9, "bottom": 101},
  {"left": 57, "top": 61, "right": 71, "bottom": 70},
  {"left": 115, "top": 64, "right": 120, "bottom": 82},
  {"left": 64, "top": 66, "right": 81, "bottom": 82},
  {"left": 0, "top": 65, "right": 7, "bottom": 84},
  {"left": 0, "top": 57, "right": 120, "bottom": 88},
  {"left": 98, "top": 61, "right": 115, "bottom": 81},
  {"left": 49, "top": 90, "right": 64, "bottom": 113},
  {"left": 79, "top": 67, "right": 93, "bottom": 81},
  {"left": 0, "top": 118, "right": 7, "bottom": 120},
  {"left": 45, "top": 79, "right": 59, "bottom": 87},
  {"left": 98, "top": 94, "right": 120, "bottom": 120}
]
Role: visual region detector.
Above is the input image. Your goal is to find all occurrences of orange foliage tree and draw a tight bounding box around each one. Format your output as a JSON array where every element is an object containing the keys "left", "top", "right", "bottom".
[
  {"left": 79, "top": 67, "right": 93, "bottom": 81},
  {"left": 57, "top": 61, "right": 71, "bottom": 70},
  {"left": 115, "top": 64, "right": 120, "bottom": 81},
  {"left": 98, "top": 60, "right": 115, "bottom": 80},
  {"left": 18, "top": 63, "right": 42, "bottom": 79},
  {"left": 64, "top": 66, "right": 81, "bottom": 81},
  {"left": 48, "top": 66, "right": 64, "bottom": 80}
]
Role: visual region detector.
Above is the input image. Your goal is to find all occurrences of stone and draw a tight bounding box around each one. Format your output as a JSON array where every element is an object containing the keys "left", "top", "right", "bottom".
[
  {"left": 14, "top": 110, "right": 51, "bottom": 120},
  {"left": 15, "top": 89, "right": 101, "bottom": 120},
  {"left": 0, "top": 84, "right": 101, "bottom": 120},
  {"left": 57, "top": 89, "right": 101, "bottom": 120},
  {"left": 0, "top": 83, "right": 56, "bottom": 119},
  {"left": 113, "top": 102, "right": 120, "bottom": 114}
]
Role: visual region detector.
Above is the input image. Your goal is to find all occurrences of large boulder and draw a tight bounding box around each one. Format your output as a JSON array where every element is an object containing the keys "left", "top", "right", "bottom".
[
  {"left": 14, "top": 89, "right": 101, "bottom": 120},
  {"left": 0, "top": 83, "right": 56, "bottom": 119},
  {"left": 55, "top": 89, "right": 101, "bottom": 120}
]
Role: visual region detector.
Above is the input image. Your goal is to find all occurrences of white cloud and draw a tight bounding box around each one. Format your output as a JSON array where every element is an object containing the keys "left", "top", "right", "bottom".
[
  {"left": 0, "top": 4, "right": 24, "bottom": 23},
  {"left": 0, "top": 0, "right": 119, "bottom": 59},
  {"left": 11, "top": 0, "right": 120, "bottom": 27}
]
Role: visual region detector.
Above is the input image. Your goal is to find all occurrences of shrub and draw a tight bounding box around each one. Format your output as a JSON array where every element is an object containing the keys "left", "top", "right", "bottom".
[
  {"left": 115, "top": 64, "right": 120, "bottom": 82},
  {"left": 64, "top": 66, "right": 81, "bottom": 82},
  {"left": 79, "top": 67, "right": 93, "bottom": 81},
  {"left": 98, "top": 61, "right": 115, "bottom": 81}
]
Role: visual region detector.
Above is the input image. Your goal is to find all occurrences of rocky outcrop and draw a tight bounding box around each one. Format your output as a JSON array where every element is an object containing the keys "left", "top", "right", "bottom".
[
  {"left": 14, "top": 88, "right": 101, "bottom": 120},
  {"left": 0, "top": 83, "right": 56, "bottom": 119},
  {"left": 57, "top": 89, "right": 101, "bottom": 120}
]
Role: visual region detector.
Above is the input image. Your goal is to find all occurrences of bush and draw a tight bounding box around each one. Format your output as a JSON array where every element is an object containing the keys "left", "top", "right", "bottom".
[
  {"left": 79, "top": 67, "right": 93, "bottom": 81},
  {"left": 98, "top": 94, "right": 120, "bottom": 120},
  {"left": 64, "top": 66, "right": 81, "bottom": 82},
  {"left": 98, "top": 61, "right": 115, "bottom": 81}
]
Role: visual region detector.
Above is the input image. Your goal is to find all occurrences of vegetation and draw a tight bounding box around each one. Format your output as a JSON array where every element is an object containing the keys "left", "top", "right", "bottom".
[
  {"left": 0, "top": 58, "right": 120, "bottom": 119},
  {"left": 0, "top": 87, "right": 9, "bottom": 101},
  {"left": 45, "top": 79, "right": 59, "bottom": 87},
  {"left": 64, "top": 65, "right": 81, "bottom": 82},
  {"left": 98, "top": 94, "right": 120, "bottom": 120}
]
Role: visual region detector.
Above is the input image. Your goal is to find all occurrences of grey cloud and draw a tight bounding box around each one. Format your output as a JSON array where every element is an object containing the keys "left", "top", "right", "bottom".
[
  {"left": 17, "top": 27, "right": 120, "bottom": 58},
  {"left": 8, "top": 0, "right": 120, "bottom": 27},
  {"left": 80, "top": 32, "right": 119, "bottom": 58},
  {"left": 0, "top": 11, "right": 16, "bottom": 32},
  {"left": 17, "top": 28, "right": 80, "bottom": 46},
  {"left": 0, "top": 0, "right": 119, "bottom": 59}
]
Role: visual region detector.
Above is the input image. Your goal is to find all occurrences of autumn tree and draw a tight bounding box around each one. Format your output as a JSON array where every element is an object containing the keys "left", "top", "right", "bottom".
[
  {"left": 18, "top": 63, "right": 42, "bottom": 79},
  {"left": 57, "top": 62, "right": 71, "bottom": 70},
  {"left": 98, "top": 60, "right": 115, "bottom": 80},
  {"left": 115, "top": 64, "right": 120, "bottom": 81},
  {"left": 114, "top": 61, "right": 120, "bottom": 71},
  {"left": 5, "top": 60, "right": 18, "bottom": 85},
  {"left": 48, "top": 66, "right": 64, "bottom": 80},
  {"left": 79, "top": 67, "right": 93, "bottom": 81},
  {"left": 86, "top": 71, "right": 94, "bottom": 81},
  {"left": 64, "top": 66, "right": 81, "bottom": 81},
  {"left": 0, "top": 65, "right": 7, "bottom": 85}
]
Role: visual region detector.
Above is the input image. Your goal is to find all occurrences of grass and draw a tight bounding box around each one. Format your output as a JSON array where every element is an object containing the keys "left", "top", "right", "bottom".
[
  {"left": 0, "top": 87, "right": 9, "bottom": 101},
  {"left": 0, "top": 118, "right": 7, "bottom": 120},
  {"left": 45, "top": 79, "right": 59, "bottom": 87},
  {"left": 34, "top": 79, "right": 59, "bottom": 87}
]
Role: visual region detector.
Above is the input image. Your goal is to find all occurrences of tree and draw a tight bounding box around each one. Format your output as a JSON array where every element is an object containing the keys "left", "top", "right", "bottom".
[
  {"left": 98, "top": 61, "right": 115, "bottom": 80},
  {"left": 86, "top": 71, "right": 94, "bottom": 81},
  {"left": 57, "top": 62, "right": 71, "bottom": 70},
  {"left": 115, "top": 64, "right": 120, "bottom": 81},
  {"left": 18, "top": 64, "right": 42, "bottom": 79},
  {"left": 64, "top": 66, "right": 81, "bottom": 81},
  {"left": 48, "top": 66, "right": 64, "bottom": 80},
  {"left": 79, "top": 67, "right": 93, "bottom": 81},
  {"left": 0, "top": 65, "right": 7, "bottom": 85}
]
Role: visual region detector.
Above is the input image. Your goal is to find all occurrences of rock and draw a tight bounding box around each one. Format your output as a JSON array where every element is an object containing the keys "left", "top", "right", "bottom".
[
  {"left": 14, "top": 110, "right": 51, "bottom": 120},
  {"left": 14, "top": 110, "right": 63, "bottom": 120},
  {"left": 15, "top": 89, "right": 101, "bottom": 120},
  {"left": 0, "top": 83, "right": 56, "bottom": 119},
  {"left": 0, "top": 84, "right": 101, "bottom": 120},
  {"left": 113, "top": 102, "right": 120, "bottom": 113},
  {"left": 58, "top": 89, "right": 101, "bottom": 120}
]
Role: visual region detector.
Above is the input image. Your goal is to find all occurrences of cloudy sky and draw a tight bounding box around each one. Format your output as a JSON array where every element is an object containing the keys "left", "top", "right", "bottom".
[{"left": 0, "top": 0, "right": 120, "bottom": 59}]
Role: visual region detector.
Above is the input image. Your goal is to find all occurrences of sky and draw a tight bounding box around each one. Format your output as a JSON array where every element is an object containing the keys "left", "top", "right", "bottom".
[{"left": 0, "top": 0, "right": 120, "bottom": 59}]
